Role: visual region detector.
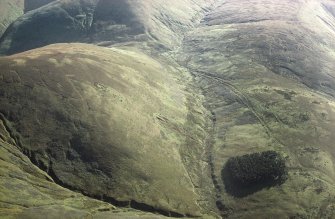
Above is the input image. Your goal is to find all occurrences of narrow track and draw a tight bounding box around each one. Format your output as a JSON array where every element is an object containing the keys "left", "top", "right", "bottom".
[
  {"left": 187, "top": 70, "right": 288, "bottom": 217},
  {"left": 194, "top": 70, "right": 286, "bottom": 147}
]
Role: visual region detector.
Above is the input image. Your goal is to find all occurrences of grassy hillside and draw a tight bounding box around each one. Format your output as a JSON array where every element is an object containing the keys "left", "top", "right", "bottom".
[
  {"left": 0, "top": 43, "right": 217, "bottom": 217},
  {"left": 0, "top": 130, "right": 168, "bottom": 219},
  {"left": 0, "top": 0, "right": 24, "bottom": 37},
  {"left": 0, "top": 0, "right": 334, "bottom": 218},
  {"left": 0, "top": 0, "right": 56, "bottom": 38},
  {"left": 0, "top": 0, "right": 214, "bottom": 55},
  {"left": 176, "top": 0, "right": 335, "bottom": 217},
  {"left": 24, "top": 0, "right": 55, "bottom": 12}
]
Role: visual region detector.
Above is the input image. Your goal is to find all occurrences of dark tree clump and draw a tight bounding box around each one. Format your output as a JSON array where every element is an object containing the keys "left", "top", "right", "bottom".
[{"left": 222, "top": 150, "right": 287, "bottom": 197}]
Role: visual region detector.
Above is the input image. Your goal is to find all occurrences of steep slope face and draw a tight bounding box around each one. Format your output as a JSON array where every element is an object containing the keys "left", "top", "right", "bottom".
[
  {"left": 177, "top": 0, "right": 335, "bottom": 217},
  {"left": 0, "top": 0, "right": 214, "bottom": 55},
  {"left": 0, "top": 115, "right": 169, "bottom": 219},
  {"left": 0, "top": 0, "right": 99, "bottom": 55},
  {"left": 0, "top": 0, "right": 56, "bottom": 39},
  {"left": 90, "top": 0, "right": 215, "bottom": 49},
  {"left": 0, "top": 135, "right": 112, "bottom": 219},
  {"left": 24, "top": 0, "right": 55, "bottom": 12},
  {"left": 0, "top": 43, "right": 214, "bottom": 217},
  {"left": 0, "top": 0, "right": 24, "bottom": 37}
]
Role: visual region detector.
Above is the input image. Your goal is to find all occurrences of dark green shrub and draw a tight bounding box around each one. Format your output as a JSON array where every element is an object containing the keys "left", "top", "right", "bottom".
[{"left": 222, "top": 151, "right": 287, "bottom": 197}]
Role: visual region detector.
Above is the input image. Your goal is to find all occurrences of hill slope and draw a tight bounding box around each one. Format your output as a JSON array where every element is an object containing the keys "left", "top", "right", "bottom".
[
  {"left": 0, "top": 0, "right": 335, "bottom": 218},
  {"left": 0, "top": 127, "right": 168, "bottom": 219},
  {"left": 176, "top": 0, "right": 335, "bottom": 217},
  {"left": 0, "top": 43, "right": 215, "bottom": 217},
  {"left": 24, "top": 0, "right": 55, "bottom": 12},
  {"left": 0, "top": 0, "right": 24, "bottom": 37},
  {"left": 0, "top": 0, "right": 214, "bottom": 55},
  {"left": 0, "top": 0, "right": 56, "bottom": 38}
]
